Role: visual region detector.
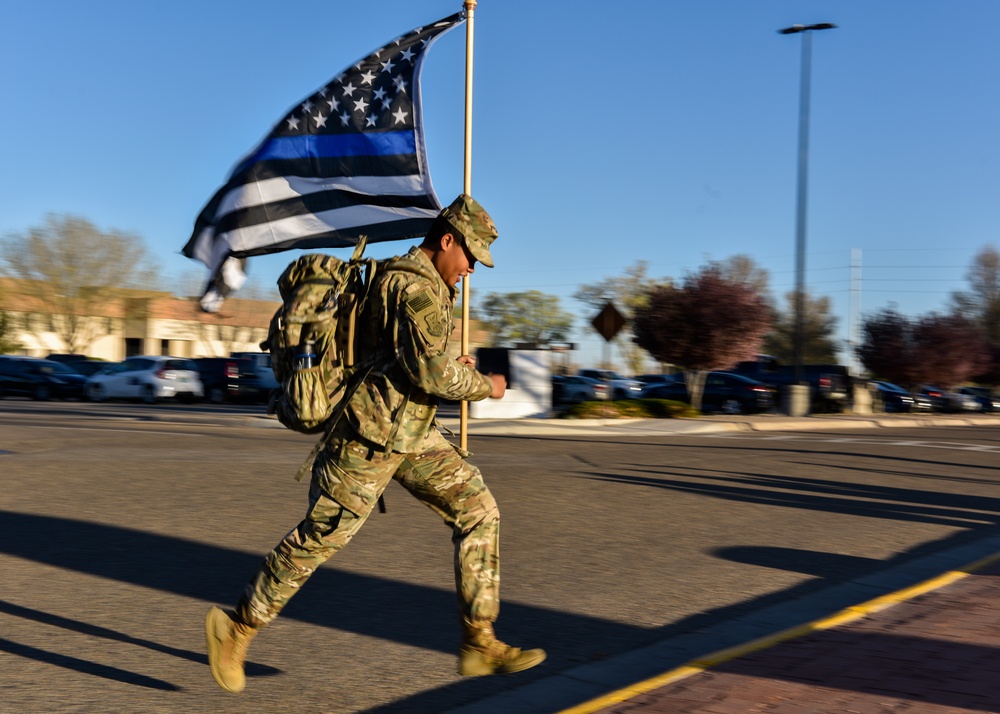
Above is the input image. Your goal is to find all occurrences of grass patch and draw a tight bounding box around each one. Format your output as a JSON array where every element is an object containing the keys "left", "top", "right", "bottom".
[{"left": 558, "top": 398, "right": 699, "bottom": 419}]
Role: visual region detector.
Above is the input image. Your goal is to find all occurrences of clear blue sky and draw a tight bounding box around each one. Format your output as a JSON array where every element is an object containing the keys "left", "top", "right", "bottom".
[{"left": 3, "top": 1, "right": 998, "bottom": 371}]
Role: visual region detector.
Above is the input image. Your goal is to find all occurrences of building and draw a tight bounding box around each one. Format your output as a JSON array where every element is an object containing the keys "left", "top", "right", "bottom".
[{"left": 0, "top": 278, "right": 489, "bottom": 361}]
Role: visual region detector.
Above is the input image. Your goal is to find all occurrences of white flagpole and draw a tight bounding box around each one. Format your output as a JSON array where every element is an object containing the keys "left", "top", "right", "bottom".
[{"left": 460, "top": 0, "right": 476, "bottom": 451}]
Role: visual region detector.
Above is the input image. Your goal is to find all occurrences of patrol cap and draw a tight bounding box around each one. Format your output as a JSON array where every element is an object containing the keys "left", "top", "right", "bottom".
[{"left": 439, "top": 193, "right": 497, "bottom": 268}]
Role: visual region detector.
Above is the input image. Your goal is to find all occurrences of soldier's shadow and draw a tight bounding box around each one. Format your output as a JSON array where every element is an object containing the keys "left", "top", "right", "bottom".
[
  {"left": 0, "top": 509, "right": 643, "bottom": 696},
  {"left": 3, "top": 509, "right": 998, "bottom": 711}
]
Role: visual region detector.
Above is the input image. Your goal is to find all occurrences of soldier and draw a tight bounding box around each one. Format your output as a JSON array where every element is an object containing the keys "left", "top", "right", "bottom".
[{"left": 205, "top": 194, "right": 546, "bottom": 693}]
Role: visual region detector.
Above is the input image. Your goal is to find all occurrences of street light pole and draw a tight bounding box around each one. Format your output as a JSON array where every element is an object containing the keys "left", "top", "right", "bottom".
[{"left": 778, "top": 22, "right": 836, "bottom": 404}]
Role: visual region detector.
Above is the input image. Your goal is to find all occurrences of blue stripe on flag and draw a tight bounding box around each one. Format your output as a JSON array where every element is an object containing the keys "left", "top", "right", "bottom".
[{"left": 237, "top": 131, "right": 416, "bottom": 174}]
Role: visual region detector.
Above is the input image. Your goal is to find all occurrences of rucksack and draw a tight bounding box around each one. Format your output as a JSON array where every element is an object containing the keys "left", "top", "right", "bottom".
[{"left": 261, "top": 238, "right": 379, "bottom": 435}]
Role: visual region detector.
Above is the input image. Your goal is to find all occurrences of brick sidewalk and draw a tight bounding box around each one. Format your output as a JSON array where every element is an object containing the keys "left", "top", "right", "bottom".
[{"left": 595, "top": 561, "right": 1000, "bottom": 713}]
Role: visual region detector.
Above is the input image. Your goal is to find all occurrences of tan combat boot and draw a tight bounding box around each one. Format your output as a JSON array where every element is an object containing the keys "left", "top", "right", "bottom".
[
  {"left": 459, "top": 619, "right": 546, "bottom": 676},
  {"left": 205, "top": 606, "right": 259, "bottom": 693}
]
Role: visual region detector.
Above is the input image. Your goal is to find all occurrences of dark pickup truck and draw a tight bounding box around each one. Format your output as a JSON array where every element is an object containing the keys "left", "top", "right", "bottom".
[{"left": 729, "top": 357, "right": 850, "bottom": 413}]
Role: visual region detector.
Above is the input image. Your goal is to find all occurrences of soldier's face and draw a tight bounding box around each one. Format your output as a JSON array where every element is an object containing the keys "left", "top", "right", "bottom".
[{"left": 436, "top": 233, "right": 477, "bottom": 286}]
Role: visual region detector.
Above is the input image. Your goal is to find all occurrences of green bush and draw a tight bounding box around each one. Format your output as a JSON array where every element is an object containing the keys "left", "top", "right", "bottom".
[{"left": 558, "top": 398, "right": 699, "bottom": 419}]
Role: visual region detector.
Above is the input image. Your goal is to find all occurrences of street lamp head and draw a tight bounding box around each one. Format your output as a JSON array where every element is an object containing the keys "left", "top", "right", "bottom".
[{"left": 778, "top": 22, "right": 837, "bottom": 35}]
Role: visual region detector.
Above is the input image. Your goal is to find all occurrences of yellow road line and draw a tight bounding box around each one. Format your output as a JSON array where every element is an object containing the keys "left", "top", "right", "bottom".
[{"left": 557, "top": 549, "right": 1000, "bottom": 714}]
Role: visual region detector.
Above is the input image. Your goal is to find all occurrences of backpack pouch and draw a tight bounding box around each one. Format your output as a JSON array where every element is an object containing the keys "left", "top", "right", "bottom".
[{"left": 281, "top": 364, "right": 334, "bottom": 432}]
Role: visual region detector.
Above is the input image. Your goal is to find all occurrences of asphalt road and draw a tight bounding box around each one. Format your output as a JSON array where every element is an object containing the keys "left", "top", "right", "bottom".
[{"left": 2, "top": 401, "right": 1000, "bottom": 713}]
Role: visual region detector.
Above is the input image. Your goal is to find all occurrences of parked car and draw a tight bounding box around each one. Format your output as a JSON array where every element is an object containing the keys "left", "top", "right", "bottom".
[
  {"left": 917, "top": 386, "right": 947, "bottom": 412},
  {"left": 85, "top": 356, "right": 204, "bottom": 404},
  {"left": 947, "top": 390, "right": 982, "bottom": 412},
  {"left": 64, "top": 359, "right": 114, "bottom": 377},
  {"left": 193, "top": 357, "right": 263, "bottom": 403},
  {"left": 230, "top": 351, "right": 279, "bottom": 394},
  {"left": 956, "top": 386, "right": 1000, "bottom": 413},
  {"left": 576, "top": 368, "right": 643, "bottom": 400},
  {"left": 641, "top": 371, "right": 776, "bottom": 414},
  {"left": 731, "top": 356, "right": 850, "bottom": 413},
  {"left": 918, "top": 385, "right": 980, "bottom": 413},
  {"left": 871, "top": 381, "right": 931, "bottom": 413},
  {"left": 635, "top": 373, "right": 676, "bottom": 389},
  {"left": 552, "top": 374, "right": 609, "bottom": 406},
  {"left": 0, "top": 356, "right": 88, "bottom": 400},
  {"left": 44, "top": 353, "right": 90, "bottom": 364}
]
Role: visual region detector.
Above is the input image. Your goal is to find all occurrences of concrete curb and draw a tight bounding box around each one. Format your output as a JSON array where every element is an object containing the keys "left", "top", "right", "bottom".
[
  {"left": 441, "top": 414, "right": 1000, "bottom": 437},
  {"left": 129, "top": 411, "right": 1000, "bottom": 436}
]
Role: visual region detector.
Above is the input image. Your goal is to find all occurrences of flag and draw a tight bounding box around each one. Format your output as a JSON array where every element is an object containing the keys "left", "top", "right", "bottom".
[{"left": 182, "top": 12, "right": 465, "bottom": 311}]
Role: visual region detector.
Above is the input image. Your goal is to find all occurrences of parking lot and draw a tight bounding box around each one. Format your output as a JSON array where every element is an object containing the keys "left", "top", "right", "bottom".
[{"left": 3, "top": 402, "right": 1000, "bottom": 712}]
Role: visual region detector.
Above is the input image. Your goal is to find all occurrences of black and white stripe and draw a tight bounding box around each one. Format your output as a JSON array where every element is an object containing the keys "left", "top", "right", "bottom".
[{"left": 182, "top": 13, "right": 464, "bottom": 311}]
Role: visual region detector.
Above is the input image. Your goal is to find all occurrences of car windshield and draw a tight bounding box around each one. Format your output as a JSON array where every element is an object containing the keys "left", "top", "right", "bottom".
[{"left": 165, "top": 359, "right": 197, "bottom": 371}]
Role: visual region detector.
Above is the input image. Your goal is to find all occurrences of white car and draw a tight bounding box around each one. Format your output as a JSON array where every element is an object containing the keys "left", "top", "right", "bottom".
[{"left": 86, "top": 356, "right": 204, "bottom": 404}]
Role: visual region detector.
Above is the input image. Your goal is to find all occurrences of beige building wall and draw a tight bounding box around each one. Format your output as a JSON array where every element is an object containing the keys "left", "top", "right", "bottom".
[{"left": 2, "top": 279, "right": 490, "bottom": 361}]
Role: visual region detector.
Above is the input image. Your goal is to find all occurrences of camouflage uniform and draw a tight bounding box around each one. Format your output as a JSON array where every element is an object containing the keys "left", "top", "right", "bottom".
[{"left": 236, "top": 199, "right": 501, "bottom": 630}]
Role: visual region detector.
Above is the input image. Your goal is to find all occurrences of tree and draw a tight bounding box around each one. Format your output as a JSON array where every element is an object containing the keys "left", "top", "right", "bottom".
[
  {"left": 910, "top": 313, "right": 990, "bottom": 389},
  {"left": 632, "top": 264, "right": 773, "bottom": 411},
  {"left": 478, "top": 290, "right": 573, "bottom": 347},
  {"left": 950, "top": 245, "right": 1000, "bottom": 343},
  {"left": 972, "top": 342, "right": 1000, "bottom": 387},
  {"left": 950, "top": 245, "right": 1000, "bottom": 384},
  {"left": 764, "top": 289, "right": 840, "bottom": 364},
  {"left": 0, "top": 215, "right": 160, "bottom": 353},
  {"left": 574, "top": 261, "right": 661, "bottom": 374},
  {"left": 857, "top": 308, "right": 990, "bottom": 389},
  {"left": 856, "top": 307, "right": 915, "bottom": 387},
  {"left": 0, "top": 311, "right": 21, "bottom": 353},
  {"left": 716, "top": 254, "right": 772, "bottom": 296}
]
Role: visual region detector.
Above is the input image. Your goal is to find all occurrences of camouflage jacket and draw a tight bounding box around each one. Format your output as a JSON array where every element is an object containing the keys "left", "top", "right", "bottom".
[{"left": 345, "top": 246, "right": 493, "bottom": 452}]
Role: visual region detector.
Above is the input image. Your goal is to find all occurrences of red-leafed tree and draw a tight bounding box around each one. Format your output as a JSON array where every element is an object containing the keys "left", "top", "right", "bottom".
[
  {"left": 856, "top": 307, "right": 916, "bottom": 387},
  {"left": 973, "top": 342, "right": 1000, "bottom": 387},
  {"left": 857, "top": 308, "right": 990, "bottom": 389},
  {"left": 911, "top": 313, "right": 990, "bottom": 389},
  {"left": 632, "top": 264, "right": 773, "bottom": 411}
]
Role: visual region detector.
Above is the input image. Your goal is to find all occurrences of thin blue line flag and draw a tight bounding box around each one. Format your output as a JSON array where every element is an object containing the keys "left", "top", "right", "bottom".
[{"left": 182, "top": 12, "right": 464, "bottom": 311}]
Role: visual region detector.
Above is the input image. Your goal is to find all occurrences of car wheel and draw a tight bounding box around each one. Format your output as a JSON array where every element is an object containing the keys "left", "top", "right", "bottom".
[
  {"left": 142, "top": 385, "right": 157, "bottom": 404},
  {"left": 721, "top": 398, "right": 743, "bottom": 415},
  {"left": 86, "top": 383, "right": 105, "bottom": 402},
  {"left": 34, "top": 384, "right": 52, "bottom": 401},
  {"left": 177, "top": 392, "right": 195, "bottom": 404},
  {"left": 208, "top": 386, "right": 226, "bottom": 404}
]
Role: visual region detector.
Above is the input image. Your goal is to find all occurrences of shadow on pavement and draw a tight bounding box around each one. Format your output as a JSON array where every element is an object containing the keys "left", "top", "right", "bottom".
[
  {"left": 2, "top": 509, "right": 998, "bottom": 710},
  {"left": 590, "top": 468, "right": 1000, "bottom": 529},
  {"left": 0, "top": 598, "right": 282, "bottom": 680},
  {"left": 712, "top": 546, "right": 884, "bottom": 580},
  {"left": 0, "top": 635, "right": 181, "bottom": 691}
]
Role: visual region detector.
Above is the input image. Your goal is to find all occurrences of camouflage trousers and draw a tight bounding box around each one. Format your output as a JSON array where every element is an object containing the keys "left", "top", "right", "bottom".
[{"left": 236, "top": 426, "right": 500, "bottom": 629}]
